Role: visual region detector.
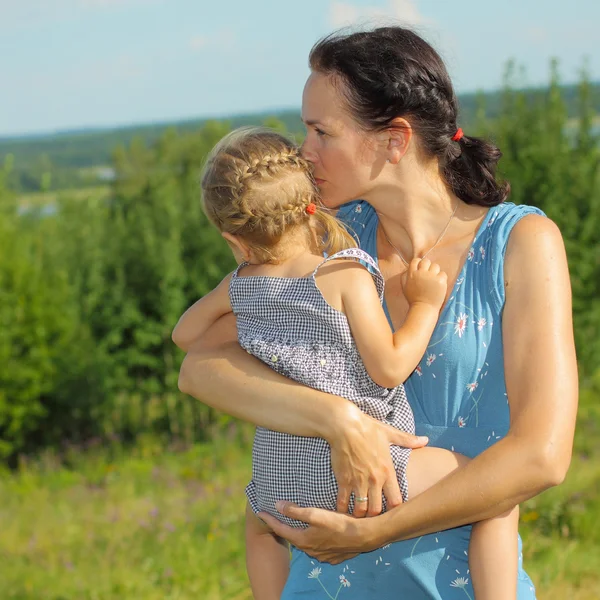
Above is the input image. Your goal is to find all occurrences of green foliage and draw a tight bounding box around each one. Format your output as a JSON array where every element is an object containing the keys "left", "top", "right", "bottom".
[
  {"left": 1, "top": 121, "right": 238, "bottom": 458},
  {"left": 476, "top": 61, "right": 600, "bottom": 375},
  {"left": 1, "top": 63, "right": 599, "bottom": 458}
]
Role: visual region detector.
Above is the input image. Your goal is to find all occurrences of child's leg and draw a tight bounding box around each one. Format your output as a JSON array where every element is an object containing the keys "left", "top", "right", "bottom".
[
  {"left": 406, "top": 448, "right": 518, "bottom": 600},
  {"left": 470, "top": 506, "right": 519, "bottom": 600},
  {"left": 245, "top": 501, "right": 290, "bottom": 600}
]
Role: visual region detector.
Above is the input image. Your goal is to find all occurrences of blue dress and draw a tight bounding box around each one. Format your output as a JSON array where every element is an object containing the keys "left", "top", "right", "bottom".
[{"left": 281, "top": 201, "right": 543, "bottom": 600}]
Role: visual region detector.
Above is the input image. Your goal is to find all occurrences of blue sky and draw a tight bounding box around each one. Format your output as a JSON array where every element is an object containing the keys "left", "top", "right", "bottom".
[{"left": 1, "top": 0, "right": 598, "bottom": 137}]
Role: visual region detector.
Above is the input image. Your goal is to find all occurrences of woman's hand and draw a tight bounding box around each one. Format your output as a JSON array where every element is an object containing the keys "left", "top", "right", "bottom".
[
  {"left": 328, "top": 407, "right": 428, "bottom": 518},
  {"left": 258, "top": 502, "right": 381, "bottom": 564}
]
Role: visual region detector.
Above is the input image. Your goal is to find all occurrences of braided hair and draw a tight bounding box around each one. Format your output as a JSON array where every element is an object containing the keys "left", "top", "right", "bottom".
[
  {"left": 309, "top": 27, "right": 510, "bottom": 207},
  {"left": 201, "top": 127, "right": 356, "bottom": 263}
]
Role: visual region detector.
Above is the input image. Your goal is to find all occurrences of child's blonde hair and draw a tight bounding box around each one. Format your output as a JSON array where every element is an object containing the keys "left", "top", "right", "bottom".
[{"left": 201, "top": 126, "right": 356, "bottom": 263}]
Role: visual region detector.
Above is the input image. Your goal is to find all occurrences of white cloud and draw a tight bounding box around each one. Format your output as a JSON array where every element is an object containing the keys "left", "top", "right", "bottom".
[{"left": 329, "top": 0, "right": 428, "bottom": 28}]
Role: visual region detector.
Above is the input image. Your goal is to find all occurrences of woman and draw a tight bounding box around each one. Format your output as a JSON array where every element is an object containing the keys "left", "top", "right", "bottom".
[{"left": 178, "top": 27, "right": 577, "bottom": 598}]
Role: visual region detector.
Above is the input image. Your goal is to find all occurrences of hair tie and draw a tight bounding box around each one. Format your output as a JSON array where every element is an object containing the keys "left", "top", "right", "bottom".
[
  {"left": 452, "top": 128, "right": 464, "bottom": 142},
  {"left": 306, "top": 203, "right": 317, "bottom": 215}
]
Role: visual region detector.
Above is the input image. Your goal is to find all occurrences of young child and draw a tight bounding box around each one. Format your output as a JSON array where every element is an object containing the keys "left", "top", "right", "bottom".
[{"left": 172, "top": 127, "right": 519, "bottom": 600}]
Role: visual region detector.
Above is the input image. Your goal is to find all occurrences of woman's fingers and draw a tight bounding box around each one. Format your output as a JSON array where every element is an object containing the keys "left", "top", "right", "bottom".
[
  {"left": 384, "top": 424, "right": 428, "bottom": 449},
  {"left": 352, "top": 491, "right": 369, "bottom": 518},
  {"left": 257, "top": 510, "right": 305, "bottom": 543},
  {"left": 382, "top": 476, "right": 403, "bottom": 509},
  {"left": 329, "top": 413, "right": 424, "bottom": 521},
  {"left": 259, "top": 502, "right": 337, "bottom": 539},
  {"left": 258, "top": 503, "right": 370, "bottom": 564},
  {"left": 367, "top": 483, "right": 383, "bottom": 517},
  {"left": 417, "top": 258, "right": 431, "bottom": 270},
  {"left": 336, "top": 485, "right": 351, "bottom": 513}
]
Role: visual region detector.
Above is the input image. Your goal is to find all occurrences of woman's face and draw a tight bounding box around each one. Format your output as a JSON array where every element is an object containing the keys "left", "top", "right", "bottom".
[{"left": 301, "top": 72, "right": 383, "bottom": 209}]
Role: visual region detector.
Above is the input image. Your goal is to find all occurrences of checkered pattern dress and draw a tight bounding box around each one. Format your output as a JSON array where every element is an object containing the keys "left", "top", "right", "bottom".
[{"left": 230, "top": 248, "right": 415, "bottom": 528}]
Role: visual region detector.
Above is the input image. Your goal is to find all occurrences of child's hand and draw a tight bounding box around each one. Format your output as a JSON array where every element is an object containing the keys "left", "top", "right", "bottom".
[{"left": 402, "top": 258, "right": 447, "bottom": 309}]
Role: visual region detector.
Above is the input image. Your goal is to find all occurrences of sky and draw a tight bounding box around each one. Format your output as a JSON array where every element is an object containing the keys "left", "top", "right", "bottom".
[{"left": 1, "top": 0, "right": 598, "bottom": 137}]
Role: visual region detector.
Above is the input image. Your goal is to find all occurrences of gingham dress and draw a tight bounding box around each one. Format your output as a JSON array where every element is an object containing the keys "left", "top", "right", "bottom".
[{"left": 230, "top": 248, "right": 415, "bottom": 528}]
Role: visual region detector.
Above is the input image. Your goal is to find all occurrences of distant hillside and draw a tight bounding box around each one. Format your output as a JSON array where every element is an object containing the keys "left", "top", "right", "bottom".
[{"left": 1, "top": 82, "right": 599, "bottom": 192}]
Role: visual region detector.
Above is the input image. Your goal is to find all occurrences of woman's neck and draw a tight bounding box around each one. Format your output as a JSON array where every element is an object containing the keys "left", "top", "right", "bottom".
[
  {"left": 364, "top": 159, "right": 479, "bottom": 259},
  {"left": 372, "top": 200, "right": 456, "bottom": 262}
]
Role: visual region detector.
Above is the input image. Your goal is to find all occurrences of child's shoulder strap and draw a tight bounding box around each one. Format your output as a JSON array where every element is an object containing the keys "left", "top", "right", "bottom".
[{"left": 312, "top": 248, "right": 384, "bottom": 302}]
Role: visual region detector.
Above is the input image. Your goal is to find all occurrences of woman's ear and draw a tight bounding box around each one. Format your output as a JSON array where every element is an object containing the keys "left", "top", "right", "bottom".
[
  {"left": 384, "top": 118, "right": 412, "bottom": 165},
  {"left": 222, "top": 232, "right": 252, "bottom": 263}
]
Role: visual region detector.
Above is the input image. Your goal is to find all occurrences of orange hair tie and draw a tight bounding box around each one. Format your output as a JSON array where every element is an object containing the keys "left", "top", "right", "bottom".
[
  {"left": 306, "top": 203, "right": 317, "bottom": 215},
  {"left": 452, "top": 128, "right": 464, "bottom": 142}
]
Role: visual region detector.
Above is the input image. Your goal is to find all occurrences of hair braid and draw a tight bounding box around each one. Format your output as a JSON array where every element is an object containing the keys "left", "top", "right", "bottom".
[{"left": 201, "top": 126, "right": 356, "bottom": 263}]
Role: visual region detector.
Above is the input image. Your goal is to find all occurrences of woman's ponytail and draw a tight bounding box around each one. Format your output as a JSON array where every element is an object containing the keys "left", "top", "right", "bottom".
[{"left": 442, "top": 135, "right": 510, "bottom": 207}]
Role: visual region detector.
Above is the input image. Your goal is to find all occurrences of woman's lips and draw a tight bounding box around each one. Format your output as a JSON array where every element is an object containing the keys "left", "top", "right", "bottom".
[{"left": 314, "top": 178, "right": 326, "bottom": 185}]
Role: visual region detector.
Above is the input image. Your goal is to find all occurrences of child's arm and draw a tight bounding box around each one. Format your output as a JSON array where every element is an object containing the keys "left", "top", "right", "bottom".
[
  {"left": 245, "top": 502, "right": 290, "bottom": 600},
  {"left": 171, "top": 273, "right": 233, "bottom": 352},
  {"left": 342, "top": 258, "right": 447, "bottom": 388}
]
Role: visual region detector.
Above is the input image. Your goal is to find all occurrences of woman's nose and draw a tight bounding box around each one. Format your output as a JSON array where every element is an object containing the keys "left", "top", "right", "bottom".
[{"left": 300, "top": 142, "right": 317, "bottom": 164}]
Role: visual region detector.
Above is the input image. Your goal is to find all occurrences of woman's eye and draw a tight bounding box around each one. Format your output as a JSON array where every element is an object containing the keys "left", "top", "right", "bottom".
[{"left": 315, "top": 128, "right": 327, "bottom": 137}]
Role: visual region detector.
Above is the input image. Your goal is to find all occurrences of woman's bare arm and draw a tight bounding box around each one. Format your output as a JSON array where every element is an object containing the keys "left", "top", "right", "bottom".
[
  {"left": 259, "top": 215, "right": 578, "bottom": 563},
  {"left": 178, "top": 312, "right": 428, "bottom": 512}
]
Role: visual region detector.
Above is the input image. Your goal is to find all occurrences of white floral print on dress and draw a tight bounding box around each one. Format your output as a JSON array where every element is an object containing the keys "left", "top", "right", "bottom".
[
  {"left": 450, "top": 576, "right": 473, "bottom": 599},
  {"left": 455, "top": 314, "right": 468, "bottom": 337}
]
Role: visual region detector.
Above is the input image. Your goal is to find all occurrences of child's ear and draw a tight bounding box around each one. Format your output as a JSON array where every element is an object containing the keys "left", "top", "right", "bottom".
[{"left": 222, "top": 232, "right": 252, "bottom": 262}]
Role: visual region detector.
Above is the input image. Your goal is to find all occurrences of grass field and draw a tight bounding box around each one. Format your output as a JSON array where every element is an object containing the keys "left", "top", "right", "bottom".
[{"left": 1, "top": 388, "right": 599, "bottom": 600}]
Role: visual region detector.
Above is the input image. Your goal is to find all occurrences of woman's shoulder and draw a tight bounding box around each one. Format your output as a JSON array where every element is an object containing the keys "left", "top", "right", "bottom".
[
  {"left": 484, "top": 202, "right": 546, "bottom": 241},
  {"left": 482, "top": 202, "right": 553, "bottom": 313}
]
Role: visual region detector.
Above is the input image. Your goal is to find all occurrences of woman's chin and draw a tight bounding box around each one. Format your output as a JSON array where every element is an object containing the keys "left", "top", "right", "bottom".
[{"left": 319, "top": 191, "right": 349, "bottom": 210}]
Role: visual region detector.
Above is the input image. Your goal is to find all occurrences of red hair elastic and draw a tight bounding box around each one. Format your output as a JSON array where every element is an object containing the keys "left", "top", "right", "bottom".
[
  {"left": 452, "top": 128, "right": 464, "bottom": 142},
  {"left": 306, "top": 203, "right": 317, "bottom": 215}
]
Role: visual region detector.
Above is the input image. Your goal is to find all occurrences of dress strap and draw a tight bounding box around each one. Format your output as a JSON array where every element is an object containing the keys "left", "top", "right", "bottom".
[
  {"left": 231, "top": 261, "right": 249, "bottom": 278},
  {"left": 229, "top": 261, "right": 249, "bottom": 297},
  {"left": 312, "top": 248, "right": 385, "bottom": 302}
]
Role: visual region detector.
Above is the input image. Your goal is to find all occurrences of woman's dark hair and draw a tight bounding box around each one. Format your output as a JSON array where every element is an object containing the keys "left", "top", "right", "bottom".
[{"left": 309, "top": 27, "right": 509, "bottom": 207}]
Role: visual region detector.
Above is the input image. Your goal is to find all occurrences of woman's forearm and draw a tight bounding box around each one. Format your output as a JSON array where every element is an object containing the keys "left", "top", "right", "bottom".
[
  {"left": 177, "top": 313, "right": 360, "bottom": 440},
  {"left": 368, "top": 432, "right": 562, "bottom": 547}
]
